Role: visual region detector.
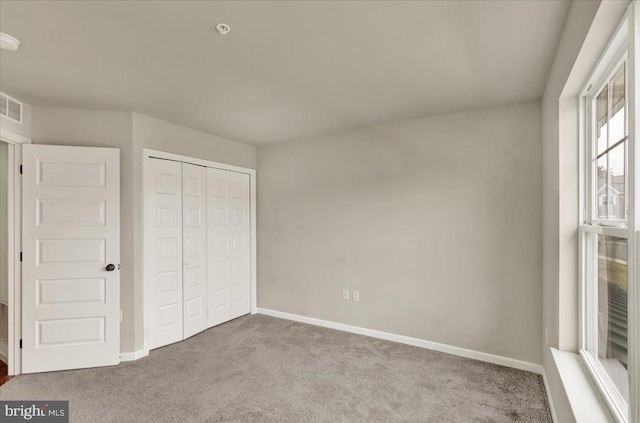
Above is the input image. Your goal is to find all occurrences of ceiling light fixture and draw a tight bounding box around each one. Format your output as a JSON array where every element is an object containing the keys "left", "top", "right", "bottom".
[
  {"left": 0, "top": 32, "right": 20, "bottom": 51},
  {"left": 216, "top": 23, "right": 231, "bottom": 35}
]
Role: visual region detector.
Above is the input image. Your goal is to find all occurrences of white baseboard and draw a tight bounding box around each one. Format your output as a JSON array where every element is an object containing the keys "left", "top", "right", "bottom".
[
  {"left": 119, "top": 349, "right": 149, "bottom": 362},
  {"left": 542, "top": 369, "right": 558, "bottom": 423},
  {"left": 257, "top": 308, "right": 543, "bottom": 375}
]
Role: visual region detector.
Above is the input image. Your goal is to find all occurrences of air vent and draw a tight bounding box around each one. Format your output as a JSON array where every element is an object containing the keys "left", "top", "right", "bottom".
[{"left": 0, "top": 92, "right": 23, "bottom": 124}]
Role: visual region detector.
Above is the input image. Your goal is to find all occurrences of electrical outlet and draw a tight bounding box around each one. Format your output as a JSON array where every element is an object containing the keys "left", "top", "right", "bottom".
[
  {"left": 342, "top": 289, "right": 350, "bottom": 300},
  {"left": 352, "top": 291, "right": 360, "bottom": 302}
]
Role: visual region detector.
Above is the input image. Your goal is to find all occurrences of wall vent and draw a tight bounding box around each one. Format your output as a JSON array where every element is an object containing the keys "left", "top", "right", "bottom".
[{"left": 0, "top": 92, "right": 23, "bottom": 124}]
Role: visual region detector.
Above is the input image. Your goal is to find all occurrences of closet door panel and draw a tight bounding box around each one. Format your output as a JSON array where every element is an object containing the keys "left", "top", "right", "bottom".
[
  {"left": 207, "top": 168, "right": 231, "bottom": 327},
  {"left": 182, "top": 163, "right": 208, "bottom": 338},
  {"left": 147, "top": 158, "right": 183, "bottom": 349},
  {"left": 229, "top": 172, "right": 251, "bottom": 319}
]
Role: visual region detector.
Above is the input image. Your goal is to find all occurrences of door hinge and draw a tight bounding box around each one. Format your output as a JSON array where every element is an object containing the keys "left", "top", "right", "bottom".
[
  {"left": 19, "top": 339, "right": 22, "bottom": 349},
  {"left": 19, "top": 165, "right": 22, "bottom": 174},
  {"left": 19, "top": 252, "right": 22, "bottom": 262}
]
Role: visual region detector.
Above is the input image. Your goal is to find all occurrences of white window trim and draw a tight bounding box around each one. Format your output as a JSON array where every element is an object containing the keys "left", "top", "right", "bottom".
[
  {"left": 627, "top": 1, "right": 640, "bottom": 421},
  {"left": 579, "top": 5, "right": 637, "bottom": 422}
]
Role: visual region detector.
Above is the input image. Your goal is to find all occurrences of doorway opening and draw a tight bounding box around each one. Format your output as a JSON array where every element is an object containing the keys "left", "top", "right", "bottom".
[{"left": 0, "top": 131, "right": 26, "bottom": 378}]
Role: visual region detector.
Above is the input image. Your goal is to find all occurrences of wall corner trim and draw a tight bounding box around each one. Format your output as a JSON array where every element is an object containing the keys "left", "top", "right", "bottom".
[
  {"left": 119, "top": 349, "right": 149, "bottom": 362},
  {"left": 257, "top": 308, "right": 543, "bottom": 375}
]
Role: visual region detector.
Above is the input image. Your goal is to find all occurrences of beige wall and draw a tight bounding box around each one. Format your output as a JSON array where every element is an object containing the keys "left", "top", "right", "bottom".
[
  {"left": 257, "top": 101, "right": 543, "bottom": 364},
  {"left": 131, "top": 114, "right": 256, "bottom": 169},
  {"left": 31, "top": 108, "right": 256, "bottom": 353}
]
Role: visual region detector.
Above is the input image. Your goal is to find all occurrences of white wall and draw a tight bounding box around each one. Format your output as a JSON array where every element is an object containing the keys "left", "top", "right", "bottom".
[
  {"left": 258, "top": 101, "right": 543, "bottom": 365},
  {"left": 31, "top": 108, "right": 256, "bottom": 353}
]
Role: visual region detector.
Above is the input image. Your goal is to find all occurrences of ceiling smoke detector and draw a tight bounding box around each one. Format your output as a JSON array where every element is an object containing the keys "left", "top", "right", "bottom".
[
  {"left": 0, "top": 33, "right": 20, "bottom": 51},
  {"left": 216, "top": 23, "right": 231, "bottom": 35}
]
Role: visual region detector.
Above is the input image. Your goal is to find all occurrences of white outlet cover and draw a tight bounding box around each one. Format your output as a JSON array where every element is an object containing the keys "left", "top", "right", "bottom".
[
  {"left": 342, "top": 289, "right": 350, "bottom": 300},
  {"left": 353, "top": 291, "right": 360, "bottom": 302}
]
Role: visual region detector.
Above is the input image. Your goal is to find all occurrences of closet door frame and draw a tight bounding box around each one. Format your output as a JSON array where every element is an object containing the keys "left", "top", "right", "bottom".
[{"left": 142, "top": 149, "right": 256, "bottom": 356}]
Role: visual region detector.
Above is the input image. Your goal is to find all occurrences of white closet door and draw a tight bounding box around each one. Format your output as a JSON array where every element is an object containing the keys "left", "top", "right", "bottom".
[
  {"left": 207, "top": 168, "right": 250, "bottom": 326},
  {"left": 207, "top": 168, "right": 231, "bottom": 327},
  {"left": 182, "top": 163, "right": 208, "bottom": 338},
  {"left": 146, "top": 158, "right": 183, "bottom": 349},
  {"left": 228, "top": 171, "right": 251, "bottom": 319}
]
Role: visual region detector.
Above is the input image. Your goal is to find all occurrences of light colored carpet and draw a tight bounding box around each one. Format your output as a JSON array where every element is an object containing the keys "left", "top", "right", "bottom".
[{"left": 0, "top": 314, "right": 550, "bottom": 422}]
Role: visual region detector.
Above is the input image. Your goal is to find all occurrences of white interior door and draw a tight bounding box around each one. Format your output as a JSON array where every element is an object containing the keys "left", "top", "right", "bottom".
[
  {"left": 146, "top": 158, "right": 183, "bottom": 349},
  {"left": 182, "top": 163, "right": 207, "bottom": 338},
  {"left": 22, "top": 145, "right": 120, "bottom": 373},
  {"left": 208, "top": 168, "right": 250, "bottom": 326}
]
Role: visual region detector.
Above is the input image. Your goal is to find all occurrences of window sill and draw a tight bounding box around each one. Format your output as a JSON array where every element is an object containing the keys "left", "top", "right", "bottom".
[{"left": 551, "top": 348, "right": 617, "bottom": 422}]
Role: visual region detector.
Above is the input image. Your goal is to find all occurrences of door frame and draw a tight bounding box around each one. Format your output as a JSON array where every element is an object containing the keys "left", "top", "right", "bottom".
[
  {"left": 142, "top": 149, "right": 257, "bottom": 355},
  {"left": 0, "top": 127, "right": 31, "bottom": 376}
]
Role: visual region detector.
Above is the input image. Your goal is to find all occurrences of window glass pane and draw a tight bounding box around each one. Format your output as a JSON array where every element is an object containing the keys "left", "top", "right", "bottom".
[
  {"left": 597, "top": 86, "right": 608, "bottom": 155},
  {"left": 597, "top": 235, "right": 628, "bottom": 403},
  {"left": 609, "top": 104, "right": 625, "bottom": 147},
  {"left": 597, "top": 155, "right": 608, "bottom": 219},
  {"left": 608, "top": 143, "right": 626, "bottom": 220},
  {"left": 611, "top": 65, "right": 625, "bottom": 120},
  {"left": 609, "top": 65, "right": 625, "bottom": 146}
]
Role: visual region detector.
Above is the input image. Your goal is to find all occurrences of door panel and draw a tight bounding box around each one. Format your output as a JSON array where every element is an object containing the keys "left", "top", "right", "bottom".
[
  {"left": 182, "top": 163, "right": 208, "bottom": 338},
  {"left": 207, "top": 168, "right": 230, "bottom": 327},
  {"left": 22, "top": 145, "right": 119, "bottom": 373},
  {"left": 207, "top": 168, "right": 250, "bottom": 326},
  {"left": 228, "top": 171, "right": 250, "bottom": 319},
  {"left": 146, "top": 158, "right": 183, "bottom": 349}
]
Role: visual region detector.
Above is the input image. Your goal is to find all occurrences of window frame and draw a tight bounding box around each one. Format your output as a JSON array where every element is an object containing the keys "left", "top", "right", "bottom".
[{"left": 579, "top": 15, "right": 633, "bottom": 423}]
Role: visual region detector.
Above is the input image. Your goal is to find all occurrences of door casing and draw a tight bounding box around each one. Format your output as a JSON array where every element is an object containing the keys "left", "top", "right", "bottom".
[{"left": 0, "top": 128, "right": 30, "bottom": 376}]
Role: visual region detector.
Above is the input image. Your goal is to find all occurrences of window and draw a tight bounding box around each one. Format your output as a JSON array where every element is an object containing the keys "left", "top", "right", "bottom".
[{"left": 579, "top": 10, "right": 637, "bottom": 421}]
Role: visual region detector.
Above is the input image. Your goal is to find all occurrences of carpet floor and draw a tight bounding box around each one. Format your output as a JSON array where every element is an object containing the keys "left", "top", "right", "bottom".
[{"left": 0, "top": 314, "right": 551, "bottom": 422}]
